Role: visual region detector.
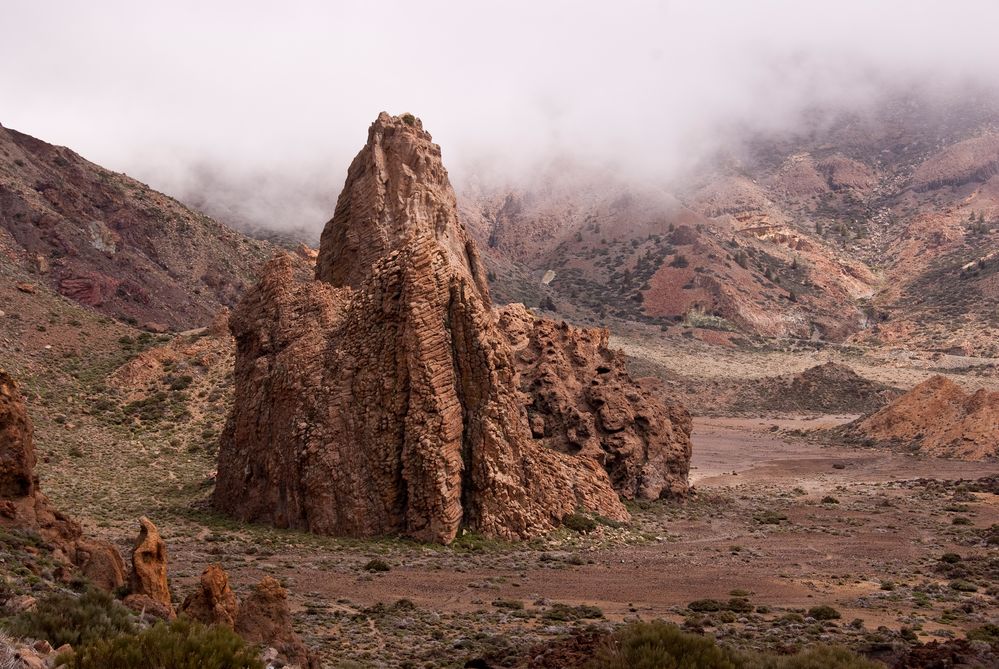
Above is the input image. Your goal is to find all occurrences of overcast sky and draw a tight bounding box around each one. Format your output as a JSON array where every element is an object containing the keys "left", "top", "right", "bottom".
[{"left": 3, "top": 1, "right": 999, "bottom": 233}]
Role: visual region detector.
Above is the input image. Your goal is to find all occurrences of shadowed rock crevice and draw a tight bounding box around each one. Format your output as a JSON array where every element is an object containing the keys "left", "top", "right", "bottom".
[{"left": 214, "top": 113, "right": 692, "bottom": 543}]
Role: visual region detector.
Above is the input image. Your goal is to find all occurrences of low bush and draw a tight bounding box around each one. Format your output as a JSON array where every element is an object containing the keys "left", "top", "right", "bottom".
[
  {"left": 589, "top": 621, "right": 742, "bottom": 668},
  {"left": 588, "top": 621, "right": 880, "bottom": 669},
  {"left": 807, "top": 605, "right": 841, "bottom": 621},
  {"left": 59, "top": 617, "right": 263, "bottom": 669},
  {"left": 967, "top": 623, "right": 999, "bottom": 644},
  {"left": 688, "top": 599, "right": 723, "bottom": 612},
  {"left": 3, "top": 588, "right": 135, "bottom": 647},
  {"left": 363, "top": 558, "right": 391, "bottom": 572},
  {"left": 563, "top": 512, "right": 599, "bottom": 533},
  {"left": 543, "top": 603, "right": 603, "bottom": 621}
]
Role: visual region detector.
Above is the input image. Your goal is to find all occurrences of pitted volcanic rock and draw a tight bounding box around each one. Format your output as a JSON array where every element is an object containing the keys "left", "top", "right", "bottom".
[{"left": 214, "top": 113, "right": 691, "bottom": 543}]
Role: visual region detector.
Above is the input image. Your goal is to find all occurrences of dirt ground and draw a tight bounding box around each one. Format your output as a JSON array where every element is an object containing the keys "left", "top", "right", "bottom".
[{"left": 145, "top": 417, "right": 999, "bottom": 667}]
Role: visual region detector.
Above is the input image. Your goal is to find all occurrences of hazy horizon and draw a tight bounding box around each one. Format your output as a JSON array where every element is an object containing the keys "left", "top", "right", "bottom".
[{"left": 4, "top": 0, "right": 999, "bottom": 234}]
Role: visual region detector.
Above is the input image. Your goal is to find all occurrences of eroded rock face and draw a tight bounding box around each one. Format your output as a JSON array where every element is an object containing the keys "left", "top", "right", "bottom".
[
  {"left": 214, "top": 113, "right": 691, "bottom": 543},
  {"left": 497, "top": 304, "right": 691, "bottom": 500},
  {"left": 129, "top": 516, "right": 173, "bottom": 616},
  {"left": 180, "top": 564, "right": 239, "bottom": 627},
  {"left": 0, "top": 370, "right": 125, "bottom": 590},
  {"left": 235, "top": 576, "right": 317, "bottom": 669}
]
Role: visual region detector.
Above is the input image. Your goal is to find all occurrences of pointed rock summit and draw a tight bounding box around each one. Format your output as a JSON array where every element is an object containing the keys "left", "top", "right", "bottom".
[{"left": 214, "top": 113, "right": 691, "bottom": 543}]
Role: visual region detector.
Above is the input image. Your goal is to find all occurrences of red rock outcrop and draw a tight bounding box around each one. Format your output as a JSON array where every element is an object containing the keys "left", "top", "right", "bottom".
[
  {"left": 235, "top": 576, "right": 317, "bottom": 669},
  {"left": 179, "top": 564, "right": 239, "bottom": 627},
  {"left": 214, "top": 113, "right": 691, "bottom": 543},
  {"left": 850, "top": 375, "right": 999, "bottom": 460},
  {"left": 0, "top": 370, "right": 126, "bottom": 590},
  {"left": 129, "top": 516, "right": 174, "bottom": 617}
]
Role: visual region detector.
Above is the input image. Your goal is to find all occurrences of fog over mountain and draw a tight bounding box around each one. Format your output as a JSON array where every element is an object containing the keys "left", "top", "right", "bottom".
[{"left": 3, "top": 0, "right": 999, "bottom": 236}]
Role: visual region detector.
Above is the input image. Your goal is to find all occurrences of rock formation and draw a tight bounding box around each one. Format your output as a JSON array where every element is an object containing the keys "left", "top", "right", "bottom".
[
  {"left": 214, "top": 113, "right": 691, "bottom": 543},
  {"left": 849, "top": 375, "right": 999, "bottom": 460},
  {"left": 235, "top": 576, "right": 317, "bottom": 669},
  {"left": 0, "top": 370, "right": 126, "bottom": 590},
  {"left": 179, "top": 564, "right": 239, "bottom": 628},
  {"left": 128, "top": 516, "right": 174, "bottom": 617}
]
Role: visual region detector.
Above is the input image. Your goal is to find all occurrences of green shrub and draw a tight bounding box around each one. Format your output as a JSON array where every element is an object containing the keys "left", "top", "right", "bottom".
[
  {"left": 950, "top": 579, "right": 978, "bottom": 592},
  {"left": 753, "top": 511, "right": 788, "bottom": 525},
  {"left": 563, "top": 512, "right": 599, "bottom": 533},
  {"left": 3, "top": 588, "right": 135, "bottom": 647},
  {"left": 401, "top": 113, "right": 416, "bottom": 126},
  {"left": 688, "top": 599, "right": 723, "bottom": 612},
  {"left": 543, "top": 603, "right": 603, "bottom": 621},
  {"left": 60, "top": 617, "right": 263, "bottom": 669},
  {"left": 491, "top": 599, "right": 524, "bottom": 610},
  {"left": 940, "top": 553, "right": 962, "bottom": 564},
  {"left": 589, "top": 621, "right": 742, "bottom": 668},
  {"left": 363, "top": 558, "right": 391, "bottom": 572},
  {"left": 767, "top": 645, "right": 881, "bottom": 668},
  {"left": 587, "top": 622, "right": 879, "bottom": 669},
  {"left": 967, "top": 623, "right": 999, "bottom": 644},
  {"left": 807, "top": 605, "right": 841, "bottom": 620},
  {"left": 726, "top": 598, "right": 753, "bottom": 613}
]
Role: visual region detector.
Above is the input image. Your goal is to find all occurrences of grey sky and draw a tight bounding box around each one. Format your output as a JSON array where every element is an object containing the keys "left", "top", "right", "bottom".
[{"left": 3, "top": 1, "right": 999, "bottom": 232}]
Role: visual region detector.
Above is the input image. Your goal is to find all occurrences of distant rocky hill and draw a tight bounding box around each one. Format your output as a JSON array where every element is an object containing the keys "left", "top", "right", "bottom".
[
  {"left": 460, "top": 96, "right": 999, "bottom": 355},
  {"left": 0, "top": 123, "right": 276, "bottom": 331},
  {"left": 733, "top": 362, "right": 900, "bottom": 414},
  {"left": 844, "top": 375, "right": 999, "bottom": 460}
]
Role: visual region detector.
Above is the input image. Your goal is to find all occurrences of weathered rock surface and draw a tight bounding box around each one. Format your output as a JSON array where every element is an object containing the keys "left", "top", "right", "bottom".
[
  {"left": 849, "top": 375, "right": 999, "bottom": 460},
  {"left": 129, "top": 516, "right": 174, "bottom": 616},
  {"left": 0, "top": 370, "right": 125, "bottom": 590},
  {"left": 235, "top": 576, "right": 317, "bottom": 669},
  {"left": 496, "top": 303, "right": 690, "bottom": 499},
  {"left": 179, "top": 564, "right": 239, "bottom": 627},
  {"left": 214, "top": 113, "right": 691, "bottom": 543}
]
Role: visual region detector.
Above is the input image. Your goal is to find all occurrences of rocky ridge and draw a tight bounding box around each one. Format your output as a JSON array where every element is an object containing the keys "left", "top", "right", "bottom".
[
  {"left": 847, "top": 375, "right": 999, "bottom": 460},
  {"left": 214, "top": 113, "right": 691, "bottom": 543},
  {"left": 0, "top": 122, "right": 275, "bottom": 330}
]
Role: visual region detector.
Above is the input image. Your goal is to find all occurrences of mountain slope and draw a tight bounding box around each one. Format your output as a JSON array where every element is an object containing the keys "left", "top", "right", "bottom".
[
  {"left": 0, "top": 123, "right": 275, "bottom": 330},
  {"left": 462, "top": 97, "right": 999, "bottom": 354}
]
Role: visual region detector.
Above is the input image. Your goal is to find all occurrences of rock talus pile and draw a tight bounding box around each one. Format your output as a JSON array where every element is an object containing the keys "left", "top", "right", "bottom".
[{"left": 214, "top": 113, "right": 692, "bottom": 543}]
